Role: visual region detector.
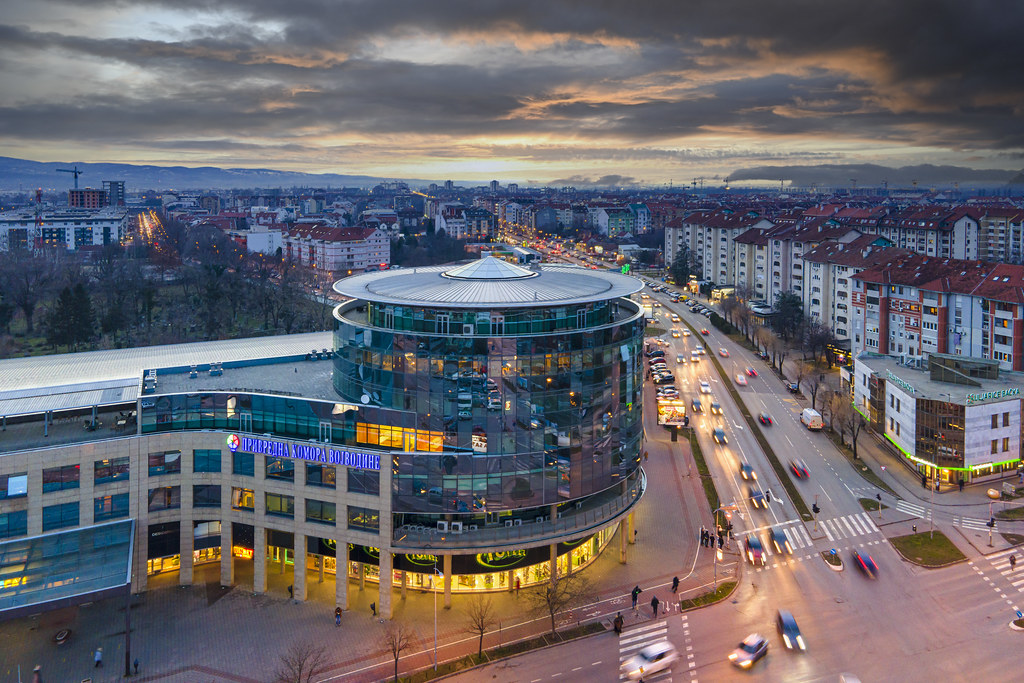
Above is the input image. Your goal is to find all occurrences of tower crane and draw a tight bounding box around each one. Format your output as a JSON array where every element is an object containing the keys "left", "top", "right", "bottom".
[{"left": 57, "top": 166, "right": 84, "bottom": 189}]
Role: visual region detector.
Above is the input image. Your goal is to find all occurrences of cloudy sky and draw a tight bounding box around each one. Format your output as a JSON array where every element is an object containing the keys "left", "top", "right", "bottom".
[{"left": 1, "top": 0, "right": 1021, "bottom": 186}]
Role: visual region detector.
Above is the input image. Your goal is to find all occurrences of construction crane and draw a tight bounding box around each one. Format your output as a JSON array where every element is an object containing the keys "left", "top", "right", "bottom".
[{"left": 57, "top": 166, "right": 84, "bottom": 189}]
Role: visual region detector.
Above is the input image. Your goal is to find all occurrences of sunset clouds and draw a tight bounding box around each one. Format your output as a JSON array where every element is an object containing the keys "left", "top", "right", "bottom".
[{"left": 1, "top": 1, "right": 1021, "bottom": 184}]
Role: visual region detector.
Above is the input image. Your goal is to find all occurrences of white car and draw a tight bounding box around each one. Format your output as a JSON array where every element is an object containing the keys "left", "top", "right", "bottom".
[
  {"left": 699, "top": 381, "right": 711, "bottom": 393},
  {"left": 682, "top": 329, "right": 691, "bottom": 337},
  {"left": 621, "top": 641, "right": 679, "bottom": 680}
]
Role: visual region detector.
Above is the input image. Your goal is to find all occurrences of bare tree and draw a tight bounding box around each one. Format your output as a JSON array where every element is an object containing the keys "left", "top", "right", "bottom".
[
  {"left": 382, "top": 620, "right": 414, "bottom": 682},
  {"left": 273, "top": 641, "right": 329, "bottom": 683},
  {"left": 0, "top": 251, "right": 54, "bottom": 334},
  {"left": 719, "top": 296, "right": 738, "bottom": 326},
  {"left": 464, "top": 595, "right": 496, "bottom": 657},
  {"left": 793, "top": 360, "right": 808, "bottom": 393},
  {"left": 525, "top": 572, "right": 591, "bottom": 636},
  {"left": 818, "top": 388, "right": 836, "bottom": 429},
  {"left": 804, "top": 367, "right": 824, "bottom": 409},
  {"left": 848, "top": 409, "right": 868, "bottom": 460}
]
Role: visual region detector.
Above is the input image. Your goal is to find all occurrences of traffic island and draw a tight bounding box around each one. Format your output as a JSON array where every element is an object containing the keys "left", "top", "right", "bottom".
[
  {"left": 677, "top": 581, "right": 737, "bottom": 612},
  {"left": 858, "top": 497, "right": 889, "bottom": 513},
  {"left": 821, "top": 550, "right": 844, "bottom": 571},
  {"left": 1011, "top": 618, "right": 1024, "bottom": 631},
  {"left": 889, "top": 530, "right": 967, "bottom": 568}
]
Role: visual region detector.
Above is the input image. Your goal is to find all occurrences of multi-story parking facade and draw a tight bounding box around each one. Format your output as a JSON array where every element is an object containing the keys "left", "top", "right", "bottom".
[{"left": 0, "top": 257, "right": 645, "bottom": 617}]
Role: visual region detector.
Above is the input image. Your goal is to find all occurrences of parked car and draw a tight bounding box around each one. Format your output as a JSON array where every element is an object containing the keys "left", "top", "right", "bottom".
[
  {"left": 785, "top": 381, "right": 800, "bottom": 393},
  {"left": 728, "top": 634, "right": 768, "bottom": 669}
]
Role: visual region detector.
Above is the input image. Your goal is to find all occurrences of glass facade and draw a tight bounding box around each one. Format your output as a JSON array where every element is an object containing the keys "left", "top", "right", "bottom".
[{"left": 333, "top": 299, "right": 644, "bottom": 518}]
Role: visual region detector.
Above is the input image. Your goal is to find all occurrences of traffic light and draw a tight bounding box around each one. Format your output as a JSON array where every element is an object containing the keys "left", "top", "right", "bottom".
[
  {"left": 812, "top": 503, "right": 820, "bottom": 515},
  {"left": 876, "top": 494, "right": 882, "bottom": 502},
  {"left": 987, "top": 517, "right": 996, "bottom": 528}
]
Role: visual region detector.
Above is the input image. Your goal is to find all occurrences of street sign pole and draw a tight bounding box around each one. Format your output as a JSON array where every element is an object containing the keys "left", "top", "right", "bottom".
[{"left": 813, "top": 494, "right": 818, "bottom": 532}]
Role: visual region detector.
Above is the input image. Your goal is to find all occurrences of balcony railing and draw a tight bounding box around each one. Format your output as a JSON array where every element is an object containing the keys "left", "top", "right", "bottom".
[{"left": 391, "top": 470, "right": 646, "bottom": 551}]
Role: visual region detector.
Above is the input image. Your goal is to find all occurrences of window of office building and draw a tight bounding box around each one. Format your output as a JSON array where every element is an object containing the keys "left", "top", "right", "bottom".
[
  {"left": 993, "top": 414, "right": 999, "bottom": 429},
  {"left": 1004, "top": 437, "right": 1010, "bottom": 452},
  {"left": 233, "top": 451, "right": 255, "bottom": 476},
  {"left": 266, "top": 492, "right": 295, "bottom": 518},
  {"left": 306, "top": 499, "right": 336, "bottom": 525},
  {"left": 42, "top": 502, "right": 79, "bottom": 531},
  {"left": 306, "top": 463, "right": 336, "bottom": 489},
  {"left": 42, "top": 465, "right": 80, "bottom": 493},
  {"left": 94, "top": 493, "right": 130, "bottom": 521},
  {"left": 149, "top": 450, "right": 182, "bottom": 476},
  {"left": 0, "top": 510, "right": 28, "bottom": 539},
  {"left": 347, "top": 469, "right": 380, "bottom": 496},
  {"left": 148, "top": 486, "right": 181, "bottom": 511},
  {"left": 1004, "top": 412, "right": 1010, "bottom": 427},
  {"left": 347, "top": 506, "right": 379, "bottom": 533},
  {"left": 193, "top": 449, "right": 222, "bottom": 473},
  {"left": 266, "top": 456, "right": 295, "bottom": 482},
  {"left": 992, "top": 439, "right": 999, "bottom": 454},
  {"left": 232, "top": 487, "right": 254, "bottom": 511},
  {"left": 95, "top": 457, "right": 129, "bottom": 485},
  {"left": 193, "top": 484, "right": 221, "bottom": 508},
  {"left": 0, "top": 473, "right": 28, "bottom": 500}
]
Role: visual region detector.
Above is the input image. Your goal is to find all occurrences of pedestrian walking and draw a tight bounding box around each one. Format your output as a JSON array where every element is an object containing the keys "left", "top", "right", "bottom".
[
  {"left": 515, "top": 576, "right": 521, "bottom": 595},
  {"left": 671, "top": 576, "right": 679, "bottom": 593},
  {"left": 613, "top": 612, "right": 624, "bottom": 635},
  {"left": 370, "top": 602, "right": 377, "bottom": 617},
  {"left": 335, "top": 606, "right": 342, "bottom": 626},
  {"left": 94, "top": 647, "right": 103, "bottom": 668},
  {"left": 650, "top": 595, "right": 660, "bottom": 617},
  {"left": 134, "top": 658, "right": 139, "bottom": 675},
  {"left": 634, "top": 529, "right": 638, "bottom": 542},
  {"left": 631, "top": 585, "right": 642, "bottom": 610},
  {"left": 959, "top": 478, "right": 964, "bottom": 492},
  {"left": 921, "top": 474, "right": 927, "bottom": 489},
  {"left": 32, "top": 665, "right": 41, "bottom": 683},
  {"left": 644, "top": 450, "right": 649, "bottom": 462},
  {"left": 1011, "top": 555, "right": 1017, "bottom": 571}
]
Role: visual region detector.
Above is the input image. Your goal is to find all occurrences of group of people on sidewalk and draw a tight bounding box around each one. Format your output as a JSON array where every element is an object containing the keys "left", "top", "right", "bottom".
[{"left": 616, "top": 576, "right": 682, "bottom": 634}]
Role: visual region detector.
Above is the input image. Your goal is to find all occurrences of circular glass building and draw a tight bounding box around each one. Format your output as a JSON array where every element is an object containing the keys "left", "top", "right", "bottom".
[{"left": 333, "top": 256, "right": 646, "bottom": 590}]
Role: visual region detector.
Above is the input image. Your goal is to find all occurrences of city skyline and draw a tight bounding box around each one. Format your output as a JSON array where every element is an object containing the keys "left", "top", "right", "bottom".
[{"left": 1, "top": 1, "right": 1022, "bottom": 185}]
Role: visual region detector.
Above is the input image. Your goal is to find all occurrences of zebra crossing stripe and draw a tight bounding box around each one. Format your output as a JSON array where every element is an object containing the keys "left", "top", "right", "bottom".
[
  {"left": 797, "top": 525, "right": 813, "bottom": 547},
  {"left": 821, "top": 521, "right": 834, "bottom": 542},
  {"left": 847, "top": 514, "right": 865, "bottom": 535},
  {"left": 861, "top": 512, "right": 880, "bottom": 533},
  {"left": 826, "top": 519, "right": 843, "bottom": 540},
  {"left": 840, "top": 516, "right": 857, "bottom": 537}
]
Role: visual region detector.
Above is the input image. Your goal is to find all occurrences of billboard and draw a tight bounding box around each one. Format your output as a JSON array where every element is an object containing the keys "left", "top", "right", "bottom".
[{"left": 657, "top": 400, "right": 688, "bottom": 426}]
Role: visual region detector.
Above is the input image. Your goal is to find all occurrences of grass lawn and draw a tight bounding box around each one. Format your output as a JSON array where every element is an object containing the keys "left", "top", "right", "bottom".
[
  {"left": 889, "top": 530, "right": 966, "bottom": 567},
  {"left": 1001, "top": 533, "right": 1024, "bottom": 546},
  {"left": 995, "top": 506, "right": 1024, "bottom": 521},
  {"left": 645, "top": 325, "right": 667, "bottom": 337},
  {"left": 858, "top": 497, "right": 889, "bottom": 513},
  {"left": 688, "top": 430, "right": 720, "bottom": 514},
  {"left": 678, "top": 581, "right": 736, "bottom": 611}
]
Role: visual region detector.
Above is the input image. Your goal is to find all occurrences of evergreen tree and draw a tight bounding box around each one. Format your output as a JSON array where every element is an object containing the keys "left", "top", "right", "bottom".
[{"left": 670, "top": 246, "right": 691, "bottom": 285}]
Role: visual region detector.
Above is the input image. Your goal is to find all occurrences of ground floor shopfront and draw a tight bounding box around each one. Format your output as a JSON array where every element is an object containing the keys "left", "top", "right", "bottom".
[{"left": 142, "top": 517, "right": 628, "bottom": 617}]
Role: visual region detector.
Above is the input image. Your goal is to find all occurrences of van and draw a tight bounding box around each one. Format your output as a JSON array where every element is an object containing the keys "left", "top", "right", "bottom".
[
  {"left": 457, "top": 392, "right": 473, "bottom": 410},
  {"left": 801, "top": 408, "right": 823, "bottom": 431}
]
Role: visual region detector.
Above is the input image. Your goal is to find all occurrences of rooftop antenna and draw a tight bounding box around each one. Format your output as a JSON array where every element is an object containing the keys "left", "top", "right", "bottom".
[{"left": 57, "top": 165, "right": 84, "bottom": 189}]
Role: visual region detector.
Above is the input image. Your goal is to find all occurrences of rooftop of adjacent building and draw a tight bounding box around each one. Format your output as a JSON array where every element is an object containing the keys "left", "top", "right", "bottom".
[{"left": 857, "top": 352, "right": 1024, "bottom": 406}]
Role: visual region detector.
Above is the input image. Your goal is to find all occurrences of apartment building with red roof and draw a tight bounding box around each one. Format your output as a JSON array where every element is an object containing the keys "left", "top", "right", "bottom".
[{"left": 283, "top": 224, "right": 390, "bottom": 276}]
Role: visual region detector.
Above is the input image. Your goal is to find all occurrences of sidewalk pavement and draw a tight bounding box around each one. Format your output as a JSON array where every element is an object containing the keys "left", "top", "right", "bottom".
[{"left": 0, "top": 395, "right": 729, "bottom": 683}]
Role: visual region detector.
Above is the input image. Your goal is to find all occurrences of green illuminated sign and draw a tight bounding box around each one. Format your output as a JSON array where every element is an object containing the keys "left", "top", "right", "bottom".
[
  {"left": 965, "top": 388, "right": 1021, "bottom": 405},
  {"left": 621, "top": 264, "right": 630, "bottom": 273},
  {"left": 885, "top": 370, "right": 916, "bottom": 395}
]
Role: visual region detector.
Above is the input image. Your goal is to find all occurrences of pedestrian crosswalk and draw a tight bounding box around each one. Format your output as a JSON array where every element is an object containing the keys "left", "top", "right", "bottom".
[
  {"left": 895, "top": 499, "right": 931, "bottom": 519},
  {"left": 619, "top": 619, "right": 673, "bottom": 681},
  {"left": 816, "top": 512, "right": 880, "bottom": 543},
  {"left": 987, "top": 548, "right": 1024, "bottom": 593}
]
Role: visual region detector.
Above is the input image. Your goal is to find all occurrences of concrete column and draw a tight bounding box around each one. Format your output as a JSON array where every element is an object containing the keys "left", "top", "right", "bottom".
[
  {"left": 400, "top": 570, "right": 407, "bottom": 599},
  {"left": 279, "top": 546, "right": 286, "bottom": 574},
  {"left": 549, "top": 544, "right": 558, "bottom": 585},
  {"left": 254, "top": 528, "right": 267, "bottom": 594},
  {"left": 550, "top": 503, "right": 558, "bottom": 521},
  {"left": 179, "top": 520, "right": 194, "bottom": 586},
  {"left": 507, "top": 569, "right": 514, "bottom": 592},
  {"left": 359, "top": 562, "right": 365, "bottom": 591},
  {"left": 220, "top": 522, "right": 234, "bottom": 587},
  {"left": 319, "top": 556, "right": 325, "bottom": 583},
  {"left": 619, "top": 519, "right": 628, "bottom": 563},
  {"left": 378, "top": 551, "right": 393, "bottom": 619},
  {"left": 443, "top": 554, "right": 453, "bottom": 609},
  {"left": 336, "top": 547, "right": 349, "bottom": 610},
  {"left": 627, "top": 512, "right": 636, "bottom": 544},
  {"left": 293, "top": 534, "right": 307, "bottom": 602}
]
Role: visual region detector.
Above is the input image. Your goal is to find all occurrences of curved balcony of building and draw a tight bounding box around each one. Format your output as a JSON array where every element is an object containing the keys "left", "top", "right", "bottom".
[{"left": 390, "top": 468, "right": 645, "bottom": 552}]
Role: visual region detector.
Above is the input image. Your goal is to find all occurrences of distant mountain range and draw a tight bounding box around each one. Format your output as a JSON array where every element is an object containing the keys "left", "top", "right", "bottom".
[
  {"left": 0, "top": 155, "right": 1020, "bottom": 193},
  {"left": 727, "top": 163, "right": 1024, "bottom": 189},
  {"left": 0, "top": 156, "right": 429, "bottom": 192}
]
